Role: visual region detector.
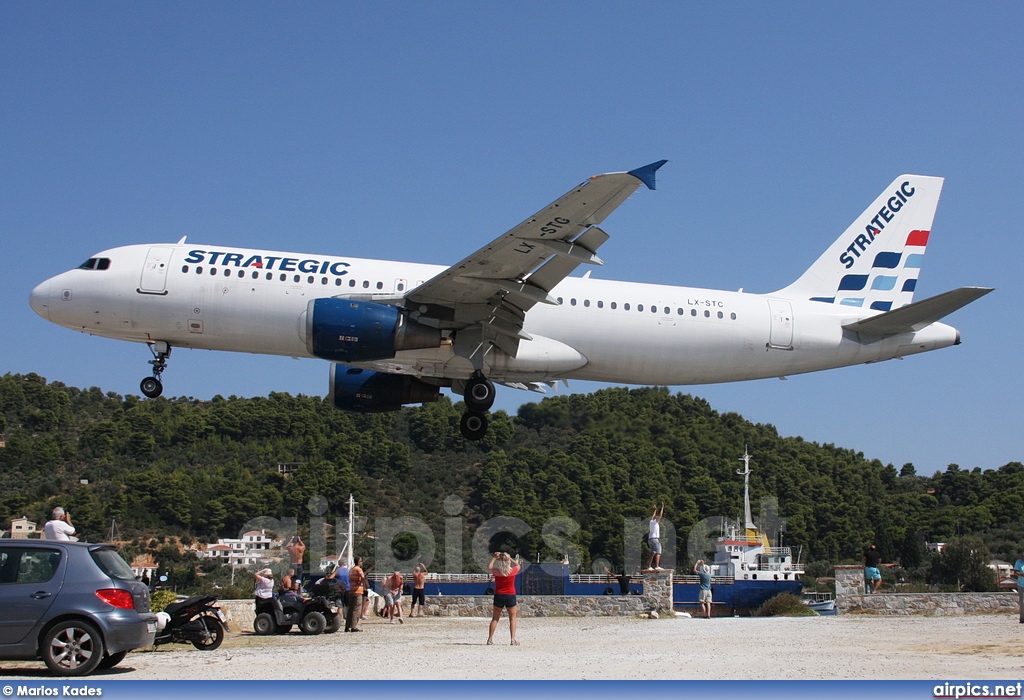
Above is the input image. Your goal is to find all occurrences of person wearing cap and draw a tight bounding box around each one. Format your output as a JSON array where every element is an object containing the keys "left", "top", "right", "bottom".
[
  {"left": 254, "top": 568, "right": 274, "bottom": 600},
  {"left": 694, "top": 559, "right": 712, "bottom": 618}
]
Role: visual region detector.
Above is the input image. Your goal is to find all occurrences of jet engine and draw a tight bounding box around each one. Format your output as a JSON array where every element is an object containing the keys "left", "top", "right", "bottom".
[
  {"left": 329, "top": 364, "right": 440, "bottom": 413},
  {"left": 306, "top": 298, "right": 440, "bottom": 362}
]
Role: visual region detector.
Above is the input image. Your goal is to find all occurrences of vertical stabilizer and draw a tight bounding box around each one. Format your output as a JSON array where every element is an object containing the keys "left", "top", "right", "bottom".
[{"left": 775, "top": 175, "right": 944, "bottom": 312}]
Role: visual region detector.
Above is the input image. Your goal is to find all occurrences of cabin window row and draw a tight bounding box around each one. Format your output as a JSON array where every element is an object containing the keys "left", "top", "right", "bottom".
[
  {"left": 556, "top": 297, "right": 738, "bottom": 320},
  {"left": 180, "top": 265, "right": 391, "bottom": 290}
]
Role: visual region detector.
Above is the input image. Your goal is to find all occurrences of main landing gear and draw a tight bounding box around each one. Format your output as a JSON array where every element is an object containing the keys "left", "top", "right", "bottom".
[
  {"left": 140, "top": 342, "right": 171, "bottom": 399},
  {"left": 459, "top": 372, "right": 496, "bottom": 441}
]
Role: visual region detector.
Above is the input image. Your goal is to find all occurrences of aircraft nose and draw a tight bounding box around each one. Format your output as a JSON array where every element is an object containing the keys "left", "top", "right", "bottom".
[{"left": 29, "top": 280, "right": 51, "bottom": 320}]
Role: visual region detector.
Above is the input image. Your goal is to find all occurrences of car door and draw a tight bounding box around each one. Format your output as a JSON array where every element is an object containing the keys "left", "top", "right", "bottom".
[{"left": 0, "top": 545, "right": 67, "bottom": 646}]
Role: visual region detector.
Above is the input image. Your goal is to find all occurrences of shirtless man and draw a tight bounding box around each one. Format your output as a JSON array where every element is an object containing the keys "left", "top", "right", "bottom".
[
  {"left": 286, "top": 536, "right": 306, "bottom": 582},
  {"left": 411, "top": 563, "right": 428, "bottom": 617},
  {"left": 384, "top": 570, "right": 405, "bottom": 623}
]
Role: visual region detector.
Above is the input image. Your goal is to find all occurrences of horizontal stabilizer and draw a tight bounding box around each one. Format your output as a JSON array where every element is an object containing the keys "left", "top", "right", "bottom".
[{"left": 843, "top": 287, "right": 994, "bottom": 337}]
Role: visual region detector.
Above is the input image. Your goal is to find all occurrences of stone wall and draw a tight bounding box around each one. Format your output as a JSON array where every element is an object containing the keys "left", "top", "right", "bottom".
[
  {"left": 217, "top": 570, "right": 675, "bottom": 631},
  {"left": 834, "top": 564, "right": 1017, "bottom": 615}
]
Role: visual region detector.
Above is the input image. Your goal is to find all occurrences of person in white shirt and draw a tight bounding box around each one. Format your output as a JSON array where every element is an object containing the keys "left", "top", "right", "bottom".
[
  {"left": 647, "top": 504, "right": 664, "bottom": 570},
  {"left": 44, "top": 507, "right": 75, "bottom": 540},
  {"left": 254, "top": 569, "right": 275, "bottom": 599}
]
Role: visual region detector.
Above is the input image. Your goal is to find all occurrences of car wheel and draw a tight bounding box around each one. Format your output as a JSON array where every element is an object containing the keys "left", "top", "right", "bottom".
[
  {"left": 253, "top": 612, "right": 275, "bottom": 635},
  {"left": 191, "top": 616, "right": 224, "bottom": 650},
  {"left": 325, "top": 614, "right": 342, "bottom": 633},
  {"left": 42, "top": 620, "right": 105, "bottom": 677},
  {"left": 300, "top": 611, "right": 327, "bottom": 635},
  {"left": 97, "top": 651, "right": 128, "bottom": 670}
]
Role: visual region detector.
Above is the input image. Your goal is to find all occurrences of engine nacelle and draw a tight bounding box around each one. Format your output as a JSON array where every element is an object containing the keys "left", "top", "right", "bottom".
[
  {"left": 330, "top": 364, "right": 440, "bottom": 413},
  {"left": 306, "top": 298, "right": 440, "bottom": 362}
]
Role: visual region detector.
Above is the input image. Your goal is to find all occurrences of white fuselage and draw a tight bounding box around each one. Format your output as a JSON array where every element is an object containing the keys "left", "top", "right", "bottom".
[{"left": 29, "top": 242, "right": 961, "bottom": 388}]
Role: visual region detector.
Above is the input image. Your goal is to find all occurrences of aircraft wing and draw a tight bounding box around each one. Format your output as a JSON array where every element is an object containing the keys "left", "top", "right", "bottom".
[
  {"left": 843, "top": 286, "right": 994, "bottom": 337},
  {"left": 405, "top": 161, "right": 666, "bottom": 355}
]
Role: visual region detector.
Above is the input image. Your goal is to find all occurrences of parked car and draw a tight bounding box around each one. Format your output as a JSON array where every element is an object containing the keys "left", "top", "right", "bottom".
[{"left": 0, "top": 539, "right": 157, "bottom": 676}]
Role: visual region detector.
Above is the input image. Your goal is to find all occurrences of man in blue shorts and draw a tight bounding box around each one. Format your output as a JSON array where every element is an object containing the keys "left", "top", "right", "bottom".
[{"left": 864, "top": 544, "right": 882, "bottom": 593}]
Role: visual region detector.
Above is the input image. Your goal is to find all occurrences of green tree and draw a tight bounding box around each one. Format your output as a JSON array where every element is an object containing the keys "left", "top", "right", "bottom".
[{"left": 930, "top": 537, "right": 997, "bottom": 591}]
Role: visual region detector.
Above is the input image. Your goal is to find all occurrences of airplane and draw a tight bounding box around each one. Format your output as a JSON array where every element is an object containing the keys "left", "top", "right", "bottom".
[{"left": 29, "top": 162, "right": 992, "bottom": 440}]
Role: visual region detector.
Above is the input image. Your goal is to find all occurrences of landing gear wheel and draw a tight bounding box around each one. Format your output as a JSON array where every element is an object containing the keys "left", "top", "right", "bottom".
[
  {"left": 140, "top": 376, "right": 163, "bottom": 398},
  {"left": 464, "top": 374, "right": 496, "bottom": 412},
  {"left": 460, "top": 411, "right": 488, "bottom": 441},
  {"left": 142, "top": 342, "right": 171, "bottom": 399}
]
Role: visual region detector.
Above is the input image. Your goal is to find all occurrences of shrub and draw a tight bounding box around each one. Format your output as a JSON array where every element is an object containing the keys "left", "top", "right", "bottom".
[
  {"left": 753, "top": 592, "right": 817, "bottom": 617},
  {"left": 150, "top": 589, "right": 177, "bottom": 613}
]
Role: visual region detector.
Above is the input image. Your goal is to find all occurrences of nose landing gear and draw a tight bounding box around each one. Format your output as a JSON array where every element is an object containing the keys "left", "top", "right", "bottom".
[{"left": 140, "top": 342, "right": 171, "bottom": 399}]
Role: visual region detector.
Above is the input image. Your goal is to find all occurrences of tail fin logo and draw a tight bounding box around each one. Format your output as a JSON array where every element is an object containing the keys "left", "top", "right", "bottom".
[
  {"left": 773, "top": 174, "right": 944, "bottom": 312},
  {"left": 838, "top": 180, "right": 916, "bottom": 268}
]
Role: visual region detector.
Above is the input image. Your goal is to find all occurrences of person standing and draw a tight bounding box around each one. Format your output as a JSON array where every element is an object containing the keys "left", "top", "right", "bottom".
[
  {"left": 647, "top": 504, "right": 665, "bottom": 570},
  {"left": 286, "top": 536, "right": 306, "bottom": 582},
  {"left": 384, "top": 571, "right": 405, "bottom": 623},
  {"left": 486, "top": 552, "right": 521, "bottom": 646},
  {"left": 1014, "top": 551, "right": 1024, "bottom": 624},
  {"left": 411, "top": 563, "right": 428, "bottom": 617},
  {"left": 345, "top": 556, "right": 365, "bottom": 632},
  {"left": 694, "top": 559, "right": 713, "bottom": 618},
  {"left": 44, "top": 507, "right": 75, "bottom": 540},
  {"left": 864, "top": 544, "right": 883, "bottom": 593}
]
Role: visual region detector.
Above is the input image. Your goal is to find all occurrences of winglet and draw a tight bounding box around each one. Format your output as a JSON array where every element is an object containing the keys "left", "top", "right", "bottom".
[{"left": 628, "top": 160, "right": 668, "bottom": 190}]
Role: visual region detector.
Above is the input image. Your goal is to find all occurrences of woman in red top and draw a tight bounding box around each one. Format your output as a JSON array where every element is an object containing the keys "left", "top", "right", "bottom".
[{"left": 487, "top": 552, "right": 521, "bottom": 645}]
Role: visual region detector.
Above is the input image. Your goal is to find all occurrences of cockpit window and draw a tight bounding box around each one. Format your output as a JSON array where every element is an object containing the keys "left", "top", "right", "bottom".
[{"left": 77, "top": 258, "right": 111, "bottom": 271}]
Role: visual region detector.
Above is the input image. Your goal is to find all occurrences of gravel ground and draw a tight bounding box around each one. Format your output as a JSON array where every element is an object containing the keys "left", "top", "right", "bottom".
[{"left": 2, "top": 614, "right": 1023, "bottom": 680}]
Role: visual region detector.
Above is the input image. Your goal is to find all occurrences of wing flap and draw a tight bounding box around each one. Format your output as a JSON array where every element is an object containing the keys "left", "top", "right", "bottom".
[
  {"left": 407, "top": 162, "right": 665, "bottom": 314},
  {"left": 842, "top": 286, "right": 994, "bottom": 337},
  {"left": 527, "top": 226, "right": 611, "bottom": 294}
]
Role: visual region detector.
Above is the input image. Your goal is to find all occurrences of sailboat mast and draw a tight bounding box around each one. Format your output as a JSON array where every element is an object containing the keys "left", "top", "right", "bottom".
[{"left": 346, "top": 494, "right": 356, "bottom": 568}]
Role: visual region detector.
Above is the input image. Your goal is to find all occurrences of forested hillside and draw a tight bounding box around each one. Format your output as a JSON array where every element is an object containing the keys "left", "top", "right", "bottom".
[{"left": 2, "top": 372, "right": 1021, "bottom": 573}]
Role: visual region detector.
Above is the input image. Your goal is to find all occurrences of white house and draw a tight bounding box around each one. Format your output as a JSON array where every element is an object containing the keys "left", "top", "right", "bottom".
[
  {"left": 9, "top": 517, "right": 38, "bottom": 539},
  {"left": 199, "top": 530, "right": 279, "bottom": 568}
]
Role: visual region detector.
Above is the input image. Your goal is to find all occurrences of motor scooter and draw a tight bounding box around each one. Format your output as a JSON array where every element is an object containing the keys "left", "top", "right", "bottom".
[{"left": 154, "top": 594, "right": 227, "bottom": 650}]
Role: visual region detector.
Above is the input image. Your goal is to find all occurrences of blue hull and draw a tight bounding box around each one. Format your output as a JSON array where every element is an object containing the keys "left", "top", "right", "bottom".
[
  {"left": 673, "top": 580, "right": 802, "bottom": 613},
  {"left": 402, "top": 576, "right": 801, "bottom": 614}
]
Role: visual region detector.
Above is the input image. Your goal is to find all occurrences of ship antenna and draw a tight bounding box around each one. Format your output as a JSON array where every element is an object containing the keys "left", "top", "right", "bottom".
[{"left": 737, "top": 447, "right": 756, "bottom": 531}]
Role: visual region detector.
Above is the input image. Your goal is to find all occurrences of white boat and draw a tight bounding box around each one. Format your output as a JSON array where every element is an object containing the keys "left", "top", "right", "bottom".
[{"left": 801, "top": 591, "right": 836, "bottom": 613}]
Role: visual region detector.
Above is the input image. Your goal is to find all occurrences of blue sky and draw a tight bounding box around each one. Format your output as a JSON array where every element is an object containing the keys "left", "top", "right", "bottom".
[{"left": 2, "top": 3, "right": 1020, "bottom": 474}]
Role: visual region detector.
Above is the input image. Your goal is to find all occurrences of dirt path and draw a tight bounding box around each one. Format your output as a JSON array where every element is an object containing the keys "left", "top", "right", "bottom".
[{"left": 4, "top": 613, "right": 1024, "bottom": 680}]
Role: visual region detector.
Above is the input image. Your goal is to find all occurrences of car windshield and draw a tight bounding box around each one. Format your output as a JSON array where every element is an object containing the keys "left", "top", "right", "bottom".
[{"left": 91, "top": 548, "right": 136, "bottom": 581}]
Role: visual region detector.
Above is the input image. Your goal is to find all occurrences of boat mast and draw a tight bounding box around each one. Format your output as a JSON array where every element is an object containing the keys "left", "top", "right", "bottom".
[
  {"left": 737, "top": 447, "right": 756, "bottom": 532},
  {"left": 345, "top": 494, "right": 356, "bottom": 568}
]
